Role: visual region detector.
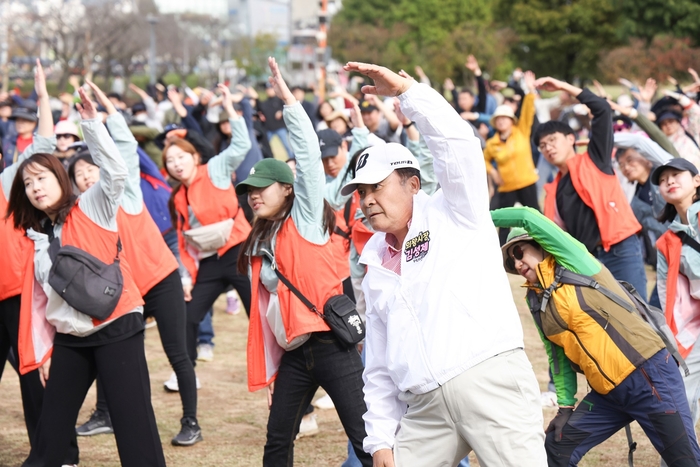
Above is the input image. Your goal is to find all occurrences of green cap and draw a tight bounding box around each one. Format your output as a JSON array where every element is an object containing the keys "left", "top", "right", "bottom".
[
  {"left": 500, "top": 227, "right": 533, "bottom": 275},
  {"left": 235, "top": 159, "right": 295, "bottom": 195}
]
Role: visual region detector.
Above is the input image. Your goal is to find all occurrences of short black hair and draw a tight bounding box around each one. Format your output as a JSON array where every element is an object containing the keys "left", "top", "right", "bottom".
[
  {"left": 534, "top": 121, "right": 576, "bottom": 147},
  {"left": 107, "top": 92, "right": 122, "bottom": 102},
  {"left": 395, "top": 167, "right": 421, "bottom": 189},
  {"left": 459, "top": 89, "right": 474, "bottom": 96}
]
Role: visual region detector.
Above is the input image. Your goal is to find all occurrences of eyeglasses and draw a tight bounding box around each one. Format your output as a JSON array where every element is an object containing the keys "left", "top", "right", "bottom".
[
  {"left": 56, "top": 134, "right": 74, "bottom": 140},
  {"left": 537, "top": 141, "right": 557, "bottom": 152}
]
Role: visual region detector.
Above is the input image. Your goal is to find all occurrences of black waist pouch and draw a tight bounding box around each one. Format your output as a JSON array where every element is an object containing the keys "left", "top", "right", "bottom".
[{"left": 48, "top": 238, "right": 124, "bottom": 321}]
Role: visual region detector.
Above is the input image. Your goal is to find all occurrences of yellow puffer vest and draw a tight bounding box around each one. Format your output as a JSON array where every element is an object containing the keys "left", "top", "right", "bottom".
[{"left": 528, "top": 256, "right": 664, "bottom": 395}]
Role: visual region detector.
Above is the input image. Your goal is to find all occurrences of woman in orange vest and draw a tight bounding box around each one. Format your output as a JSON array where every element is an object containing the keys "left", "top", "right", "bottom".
[
  {"left": 66, "top": 81, "right": 201, "bottom": 446},
  {"left": 164, "top": 83, "right": 252, "bottom": 375},
  {"left": 653, "top": 158, "right": 700, "bottom": 427},
  {"left": 237, "top": 57, "right": 371, "bottom": 466},
  {"left": 7, "top": 88, "right": 165, "bottom": 466},
  {"left": 0, "top": 61, "right": 78, "bottom": 465}
]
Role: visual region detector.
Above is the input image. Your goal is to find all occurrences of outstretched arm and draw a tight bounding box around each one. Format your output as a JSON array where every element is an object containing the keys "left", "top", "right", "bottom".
[
  {"left": 344, "top": 61, "right": 488, "bottom": 228},
  {"left": 490, "top": 207, "right": 600, "bottom": 276}
]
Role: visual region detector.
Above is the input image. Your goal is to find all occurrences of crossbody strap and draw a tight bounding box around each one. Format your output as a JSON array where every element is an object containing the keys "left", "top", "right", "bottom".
[
  {"left": 676, "top": 231, "right": 700, "bottom": 255},
  {"left": 260, "top": 248, "right": 323, "bottom": 318}
]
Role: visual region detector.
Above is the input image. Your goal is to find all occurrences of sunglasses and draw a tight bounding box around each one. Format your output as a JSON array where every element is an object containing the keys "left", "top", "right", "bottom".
[
  {"left": 506, "top": 245, "right": 525, "bottom": 271},
  {"left": 56, "top": 134, "right": 75, "bottom": 139}
]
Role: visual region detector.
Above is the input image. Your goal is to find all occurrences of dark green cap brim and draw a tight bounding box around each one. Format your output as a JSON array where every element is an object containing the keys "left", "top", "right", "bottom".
[{"left": 235, "top": 176, "right": 278, "bottom": 195}]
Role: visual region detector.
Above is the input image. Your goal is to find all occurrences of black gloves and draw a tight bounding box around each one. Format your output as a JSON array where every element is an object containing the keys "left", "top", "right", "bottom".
[{"left": 546, "top": 407, "right": 574, "bottom": 442}]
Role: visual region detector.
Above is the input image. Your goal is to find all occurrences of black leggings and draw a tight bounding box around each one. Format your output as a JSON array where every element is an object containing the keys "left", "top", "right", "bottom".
[
  {"left": 490, "top": 182, "right": 540, "bottom": 245},
  {"left": 23, "top": 331, "right": 165, "bottom": 467},
  {"left": 96, "top": 270, "right": 197, "bottom": 419},
  {"left": 0, "top": 296, "right": 80, "bottom": 464},
  {"left": 186, "top": 244, "right": 251, "bottom": 366}
]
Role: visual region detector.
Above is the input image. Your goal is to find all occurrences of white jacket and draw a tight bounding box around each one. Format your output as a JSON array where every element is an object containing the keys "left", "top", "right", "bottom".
[{"left": 360, "top": 83, "right": 525, "bottom": 454}]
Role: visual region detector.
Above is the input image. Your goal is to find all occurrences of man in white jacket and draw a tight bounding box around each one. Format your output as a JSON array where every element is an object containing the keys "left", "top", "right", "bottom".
[{"left": 341, "top": 63, "right": 546, "bottom": 467}]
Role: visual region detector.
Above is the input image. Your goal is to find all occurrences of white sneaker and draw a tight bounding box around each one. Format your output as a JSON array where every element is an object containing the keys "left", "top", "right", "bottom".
[
  {"left": 163, "top": 372, "right": 201, "bottom": 392},
  {"left": 295, "top": 413, "right": 319, "bottom": 440},
  {"left": 197, "top": 344, "right": 214, "bottom": 362},
  {"left": 312, "top": 394, "right": 335, "bottom": 410},
  {"left": 540, "top": 391, "right": 558, "bottom": 407}
]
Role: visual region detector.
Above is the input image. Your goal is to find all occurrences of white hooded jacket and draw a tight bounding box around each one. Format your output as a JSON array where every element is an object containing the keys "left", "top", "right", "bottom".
[{"left": 360, "top": 83, "right": 525, "bottom": 454}]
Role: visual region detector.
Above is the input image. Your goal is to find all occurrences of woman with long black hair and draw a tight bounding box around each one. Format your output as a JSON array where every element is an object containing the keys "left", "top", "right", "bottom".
[
  {"left": 239, "top": 57, "right": 371, "bottom": 467},
  {"left": 67, "top": 80, "right": 201, "bottom": 446},
  {"left": 9, "top": 87, "right": 165, "bottom": 466}
]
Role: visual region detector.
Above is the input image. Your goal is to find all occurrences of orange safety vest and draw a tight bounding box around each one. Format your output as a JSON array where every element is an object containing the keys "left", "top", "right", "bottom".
[
  {"left": 657, "top": 230, "right": 698, "bottom": 359},
  {"left": 330, "top": 194, "right": 361, "bottom": 280},
  {"left": 543, "top": 152, "right": 640, "bottom": 251},
  {"left": 117, "top": 206, "right": 179, "bottom": 296},
  {"left": 173, "top": 165, "right": 251, "bottom": 284},
  {"left": 0, "top": 185, "right": 32, "bottom": 301},
  {"left": 247, "top": 217, "right": 340, "bottom": 391},
  {"left": 18, "top": 204, "right": 144, "bottom": 374}
]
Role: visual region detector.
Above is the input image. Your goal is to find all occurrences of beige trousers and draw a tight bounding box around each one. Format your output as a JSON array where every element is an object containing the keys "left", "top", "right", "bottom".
[{"left": 393, "top": 348, "right": 547, "bottom": 467}]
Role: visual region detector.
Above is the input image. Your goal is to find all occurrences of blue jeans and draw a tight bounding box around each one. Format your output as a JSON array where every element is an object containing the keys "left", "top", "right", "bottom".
[
  {"left": 545, "top": 350, "right": 700, "bottom": 466},
  {"left": 594, "top": 234, "right": 647, "bottom": 299},
  {"left": 267, "top": 128, "right": 294, "bottom": 160},
  {"left": 198, "top": 309, "right": 214, "bottom": 347}
]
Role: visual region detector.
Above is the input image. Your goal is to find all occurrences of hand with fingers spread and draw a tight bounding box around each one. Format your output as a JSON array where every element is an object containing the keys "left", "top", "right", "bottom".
[
  {"left": 633, "top": 78, "right": 657, "bottom": 104},
  {"left": 267, "top": 57, "right": 296, "bottom": 105},
  {"left": 129, "top": 82, "right": 149, "bottom": 99},
  {"left": 343, "top": 62, "right": 413, "bottom": 97},
  {"left": 534, "top": 77, "right": 582, "bottom": 97},
  {"left": 86, "top": 80, "right": 117, "bottom": 115},
  {"left": 76, "top": 88, "right": 98, "bottom": 120}
]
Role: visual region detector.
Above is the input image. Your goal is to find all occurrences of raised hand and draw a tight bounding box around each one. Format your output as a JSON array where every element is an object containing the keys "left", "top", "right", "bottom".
[
  {"left": 668, "top": 76, "right": 678, "bottom": 87},
  {"left": 607, "top": 98, "right": 632, "bottom": 117},
  {"left": 343, "top": 62, "right": 412, "bottom": 97},
  {"left": 76, "top": 87, "right": 98, "bottom": 120},
  {"left": 633, "top": 78, "right": 657, "bottom": 103},
  {"left": 267, "top": 57, "right": 295, "bottom": 105},
  {"left": 523, "top": 71, "right": 537, "bottom": 95},
  {"left": 690, "top": 68, "right": 700, "bottom": 84},
  {"left": 490, "top": 80, "right": 507, "bottom": 92},
  {"left": 86, "top": 80, "right": 117, "bottom": 115},
  {"left": 443, "top": 78, "right": 455, "bottom": 92},
  {"left": 217, "top": 83, "right": 239, "bottom": 119},
  {"left": 350, "top": 102, "right": 364, "bottom": 129},
  {"left": 465, "top": 55, "right": 481, "bottom": 76},
  {"left": 592, "top": 80, "right": 609, "bottom": 99},
  {"left": 393, "top": 97, "right": 410, "bottom": 125},
  {"left": 34, "top": 59, "right": 48, "bottom": 101},
  {"left": 534, "top": 77, "right": 566, "bottom": 92}
]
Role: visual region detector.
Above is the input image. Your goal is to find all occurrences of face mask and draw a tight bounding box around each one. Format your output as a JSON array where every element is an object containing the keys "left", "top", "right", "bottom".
[{"left": 134, "top": 113, "right": 147, "bottom": 123}]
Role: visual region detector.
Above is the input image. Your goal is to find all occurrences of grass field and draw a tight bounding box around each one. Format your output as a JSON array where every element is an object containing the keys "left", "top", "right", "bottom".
[{"left": 0, "top": 273, "right": 682, "bottom": 466}]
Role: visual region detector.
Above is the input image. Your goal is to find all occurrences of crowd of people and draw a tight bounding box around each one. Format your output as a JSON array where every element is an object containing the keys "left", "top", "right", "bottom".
[{"left": 3, "top": 51, "right": 700, "bottom": 467}]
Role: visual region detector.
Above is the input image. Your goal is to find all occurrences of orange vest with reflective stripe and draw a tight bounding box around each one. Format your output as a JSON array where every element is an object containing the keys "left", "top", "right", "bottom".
[
  {"left": 0, "top": 185, "right": 32, "bottom": 301},
  {"left": 247, "top": 217, "right": 340, "bottom": 391},
  {"left": 19, "top": 205, "right": 144, "bottom": 374},
  {"left": 543, "top": 152, "right": 640, "bottom": 251},
  {"left": 117, "top": 206, "right": 178, "bottom": 296},
  {"left": 173, "top": 165, "right": 251, "bottom": 284}
]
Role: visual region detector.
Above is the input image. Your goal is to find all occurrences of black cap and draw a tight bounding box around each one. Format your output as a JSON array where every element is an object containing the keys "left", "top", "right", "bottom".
[
  {"left": 651, "top": 158, "right": 699, "bottom": 185},
  {"left": 359, "top": 99, "right": 378, "bottom": 113},
  {"left": 317, "top": 129, "right": 343, "bottom": 158},
  {"left": 132, "top": 102, "right": 147, "bottom": 114},
  {"left": 10, "top": 106, "right": 38, "bottom": 122}
]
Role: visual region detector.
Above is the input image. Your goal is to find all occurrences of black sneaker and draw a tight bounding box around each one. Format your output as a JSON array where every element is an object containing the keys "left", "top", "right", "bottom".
[
  {"left": 171, "top": 417, "right": 203, "bottom": 446},
  {"left": 76, "top": 410, "right": 114, "bottom": 436}
]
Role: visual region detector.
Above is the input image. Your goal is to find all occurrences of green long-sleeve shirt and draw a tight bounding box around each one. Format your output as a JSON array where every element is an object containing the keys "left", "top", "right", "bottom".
[{"left": 491, "top": 206, "right": 602, "bottom": 406}]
